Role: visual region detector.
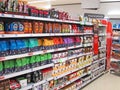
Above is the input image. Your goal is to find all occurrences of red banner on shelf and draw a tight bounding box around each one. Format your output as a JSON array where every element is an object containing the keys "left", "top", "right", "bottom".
[
  {"left": 106, "top": 21, "right": 112, "bottom": 70},
  {"left": 94, "top": 34, "right": 99, "bottom": 54}
]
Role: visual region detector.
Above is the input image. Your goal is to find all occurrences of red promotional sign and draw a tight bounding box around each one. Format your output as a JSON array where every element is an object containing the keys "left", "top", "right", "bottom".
[
  {"left": 94, "top": 34, "right": 99, "bottom": 54},
  {"left": 106, "top": 21, "right": 112, "bottom": 70}
]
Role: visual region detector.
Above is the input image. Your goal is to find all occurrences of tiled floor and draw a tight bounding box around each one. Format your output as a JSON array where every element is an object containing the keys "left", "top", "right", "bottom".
[{"left": 82, "top": 73, "right": 120, "bottom": 90}]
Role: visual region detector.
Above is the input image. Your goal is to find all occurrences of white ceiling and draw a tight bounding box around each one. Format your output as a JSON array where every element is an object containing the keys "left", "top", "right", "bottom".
[
  {"left": 28, "top": 0, "right": 120, "bottom": 5},
  {"left": 28, "top": 0, "right": 120, "bottom": 9}
]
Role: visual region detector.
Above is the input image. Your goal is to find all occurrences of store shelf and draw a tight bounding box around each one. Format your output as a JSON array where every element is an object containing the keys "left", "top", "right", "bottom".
[
  {"left": 77, "top": 71, "right": 104, "bottom": 90},
  {"left": 0, "top": 33, "right": 85, "bottom": 38},
  {"left": 92, "top": 65, "right": 105, "bottom": 72},
  {"left": 0, "top": 13, "right": 89, "bottom": 25},
  {"left": 99, "top": 46, "right": 106, "bottom": 49},
  {"left": 0, "top": 63, "right": 54, "bottom": 81},
  {"left": 84, "top": 33, "right": 94, "bottom": 35},
  {"left": 93, "top": 57, "right": 106, "bottom": 64},
  {"left": 112, "top": 48, "right": 120, "bottom": 51},
  {"left": 20, "top": 77, "right": 53, "bottom": 90},
  {"left": 0, "top": 45, "right": 83, "bottom": 61},
  {"left": 19, "top": 84, "right": 33, "bottom": 90},
  {"left": 34, "top": 77, "right": 53, "bottom": 87},
  {"left": 54, "top": 63, "right": 91, "bottom": 80},
  {"left": 99, "top": 33, "right": 106, "bottom": 36},
  {"left": 54, "top": 73, "right": 88, "bottom": 90},
  {"left": 53, "top": 52, "right": 93, "bottom": 63},
  {"left": 111, "top": 58, "right": 120, "bottom": 62},
  {"left": 84, "top": 43, "right": 93, "bottom": 47}
]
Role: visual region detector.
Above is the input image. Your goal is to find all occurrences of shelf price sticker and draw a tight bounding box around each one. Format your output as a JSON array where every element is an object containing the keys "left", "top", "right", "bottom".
[
  {"left": 0, "top": 76, "right": 5, "bottom": 80},
  {"left": 59, "top": 86, "right": 62, "bottom": 89},
  {"left": 0, "top": 57, "right": 5, "bottom": 61},
  {"left": 28, "top": 52, "right": 33, "bottom": 56},
  {"left": 66, "top": 47, "right": 68, "bottom": 50},
  {"left": 43, "top": 50, "right": 47, "bottom": 54},
  {"left": 55, "top": 48, "right": 58, "bottom": 51},
  {"left": 74, "top": 45, "right": 76, "bottom": 48}
]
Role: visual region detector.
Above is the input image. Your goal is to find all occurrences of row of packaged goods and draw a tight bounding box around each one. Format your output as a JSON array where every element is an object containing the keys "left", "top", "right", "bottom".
[
  {"left": 0, "top": 55, "right": 92, "bottom": 90},
  {"left": 91, "top": 59, "right": 105, "bottom": 71},
  {"left": 62, "top": 66, "right": 105, "bottom": 90},
  {"left": 0, "top": 21, "right": 93, "bottom": 34},
  {"left": 93, "top": 48, "right": 106, "bottom": 61},
  {"left": 0, "top": 47, "right": 93, "bottom": 76},
  {"left": 0, "top": 0, "right": 70, "bottom": 20},
  {"left": 99, "top": 36, "right": 106, "bottom": 47},
  {"left": 0, "top": 36, "right": 83, "bottom": 57}
]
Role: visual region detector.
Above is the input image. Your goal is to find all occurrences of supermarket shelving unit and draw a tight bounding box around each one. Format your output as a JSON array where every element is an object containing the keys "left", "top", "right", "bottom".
[{"left": 0, "top": 13, "right": 106, "bottom": 90}]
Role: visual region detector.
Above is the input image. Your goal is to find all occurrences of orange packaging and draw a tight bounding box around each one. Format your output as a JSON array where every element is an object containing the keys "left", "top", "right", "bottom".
[
  {"left": 23, "top": 21, "right": 29, "bottom": 33},
  {"left": 39, "top": 22, "right": 44, "bottom": 33},
  {"left": 33, "top": 21, "right": 39, "bottom": 33},
  {"left": 28, "top": 22, "right": 33, "bottom": 33}
]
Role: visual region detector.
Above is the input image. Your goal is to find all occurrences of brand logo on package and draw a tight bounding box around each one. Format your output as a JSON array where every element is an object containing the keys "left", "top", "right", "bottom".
[{"left": 84, "top": 13, "right": 104, "bottom": 19}]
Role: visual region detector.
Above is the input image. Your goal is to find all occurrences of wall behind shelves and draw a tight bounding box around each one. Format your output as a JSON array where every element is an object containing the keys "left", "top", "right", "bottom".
[{"left": 53, "top": 2, "right": 120, "bottom": 19}]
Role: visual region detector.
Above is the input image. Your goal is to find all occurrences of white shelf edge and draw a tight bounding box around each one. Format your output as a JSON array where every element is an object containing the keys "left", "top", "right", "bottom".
[
  {"left": 111, "top": 58, "right": 120, "bottom": 62},
  {"left": 93, "top": 57, "right": 106, "bottom": 64},
  {"left": 0, "top": 45, "right": 83, "bottom": 61},
  {"left": 92, "top": 65, "right": 105, "bottom": 72},
  {"left": 19, "top": 84, "right": 33, "bottom": 90},
  {"left": 0, "top": 63, "right": 53, "bottom": 81},
  {"left": 54, "top": 63, "right": 91, "bottom": 80},
  {"left": 54, "top": 73, "right": 88, "bottom": 90},
  {"left": 0, "top": 33, "right": 85, "bottom": 38},
  {"left": 99, "top": 46, "right": 106, "bottom": 49}
]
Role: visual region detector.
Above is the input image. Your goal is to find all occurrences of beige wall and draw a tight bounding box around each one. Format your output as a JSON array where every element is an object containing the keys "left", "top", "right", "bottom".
[{"left": 53, "top": 2, "right": 120, "bottom": 19}]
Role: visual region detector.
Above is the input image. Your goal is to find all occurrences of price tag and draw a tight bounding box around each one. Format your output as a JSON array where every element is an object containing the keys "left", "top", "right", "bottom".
[
  {"left": 64, "top": 83, "right": 66, "bottom": 86},
  {"left": 0, "top": 57, "right": 5, "bottom": 61},
  {"left": 59, "top": 86, "right": 62, "bottom": 89},
  {"left": 43, "top": 50, "right": 47, "bottom": 54},
  {"left": 28, "top": 52, "right": 33, "bottom": 56},
  {"left": 12, "top": 14, "right": 15, "bottom": 17},
  {"left": 66, "top": 47, "right": 68, "bottom": 50},
  {"left": 54, "top": 88, "right": 57, "bottom": 90},
  {"left": 0, "top": 76, "right": 4, "bottom": 80},
  {"left": 74, "top": 45, "right": 76, "bottom": 48},
  {"left": 55, "top": 48, "right": 58, "bottom": 51},
  {"left": 1, "top": 13, "right": 4, "bottom": 17}
]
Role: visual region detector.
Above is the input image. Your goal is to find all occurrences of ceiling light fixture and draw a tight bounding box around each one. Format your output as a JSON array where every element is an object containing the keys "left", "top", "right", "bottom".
[{"left": 108, "top": 10, "right": 120, "bottom": 15}]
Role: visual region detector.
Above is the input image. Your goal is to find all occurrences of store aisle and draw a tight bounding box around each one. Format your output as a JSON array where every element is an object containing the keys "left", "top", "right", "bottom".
[{"left": 82, "top": 73, "right": 120, "bottom": 90}]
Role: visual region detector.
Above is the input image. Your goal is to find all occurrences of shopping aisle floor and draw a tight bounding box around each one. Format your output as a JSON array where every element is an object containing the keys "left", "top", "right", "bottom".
[{"left": 82, "top": 73, "right": 120, "bottom": 90}]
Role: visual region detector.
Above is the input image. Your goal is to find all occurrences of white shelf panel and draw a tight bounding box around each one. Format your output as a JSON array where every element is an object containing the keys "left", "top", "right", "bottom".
[
  {"left": 99, "top": 33, "right": 106, "bottom": 36},
  {"left": 32, "top": 64, "right": 54, "bottom": 72},
  {"left": 0, "top": 45, "right": 83, "bottom": 61},
  {"left": 0, "top": 33, "right": 84, "bottom": 38},
  {"left": 34, "top": 77, "right": 53, "bottom": 87},
  {"left": 84, "top": 43, "right": 93, "bottom": 47},
  {"left": 54, "top": 63, "right": 91, "bottom": 80},
  {"left": 19, "top": 84, "right": 33, "bottom": 90},
  {"left": 111, "top": 58, "right": 120, "bottom": 62},
  {"left": 99, "top": 46, "right": 106, "bottom": 49},
  {"left": 92, "top": 65, "right": 105, "bottom": 72},
  {"left": 93, "top": 57, "right": 106, "bottom": 64},
  {"left": 0, "top": 63, "right": 53, "bottom": 81}
]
